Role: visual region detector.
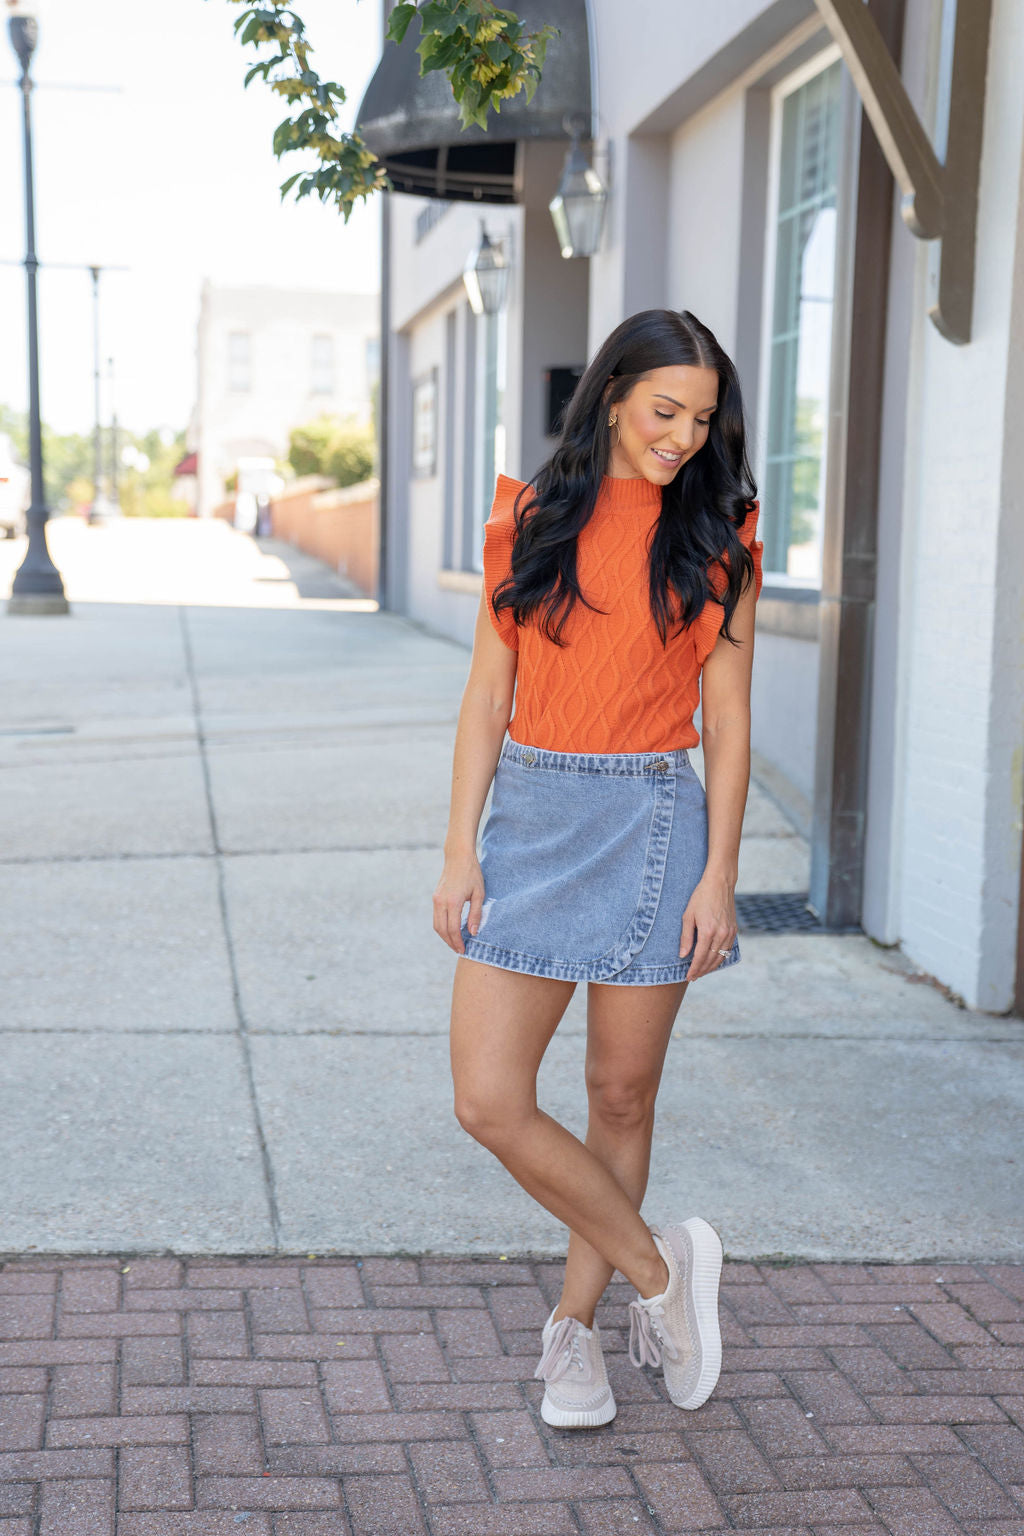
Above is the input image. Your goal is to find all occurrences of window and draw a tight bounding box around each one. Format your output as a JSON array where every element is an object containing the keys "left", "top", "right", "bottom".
[
  {"left": 467, "top": 304, "right": 508, "bottom": 572},
  {"left": 412, "top": 369, "right": 438, "bottom": 478},
  {"left": 365, "top": 336, "right": 381, "bottom": 390},
  {"left": 415, "top": 199, "right": 453, "bottom": 243},
  {"left": 442, "top": 310, "right": 458, "bottom": 570},
  {"left": 311, "top": 334, "right": 334, "bottom": 395},
  {"left": 227, "top": 331, "right": 251, "bottom": 393},
  {"left": 760, "top": 54, "right": 842, "bottom": 582}
]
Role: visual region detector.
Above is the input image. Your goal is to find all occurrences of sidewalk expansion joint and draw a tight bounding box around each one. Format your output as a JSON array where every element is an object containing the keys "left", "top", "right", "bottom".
[
  {"left": 0, "top": 840, "right": 440, "bottom": 867},
  {"left": 3, "top": 1025, "right": 1020, "bottom": 1046},
  {"left": 178, "top": 604, "right": 283, "bottom": 1250}
]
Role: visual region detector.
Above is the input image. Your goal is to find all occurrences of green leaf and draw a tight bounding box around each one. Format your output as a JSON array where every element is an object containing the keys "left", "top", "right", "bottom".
[
  {"left": 418, "top": 3, "right": 459, "bottom": 36},
  {"left": 419, "top": 33, "right": 463, "bottom": 72},
  {"left": 416, "top": 28, "right": 445, "bottom": 59},
  {"left": 385, "top": 2, "right": 418, "bottom": 44},
  {"left": 456, "top": 81, "right": 488, "bottom": 129},
  {"left": 449, "top": 55, "right": 475, "bottom": 89},
  {"left": 272, "top": 119, "right": 298, "bottom": 156},
  {"left": 534, "top": 24, "right": 557, "bottom": 63}
]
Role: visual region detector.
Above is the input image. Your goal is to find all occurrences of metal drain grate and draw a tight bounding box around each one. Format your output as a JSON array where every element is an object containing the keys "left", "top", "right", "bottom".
[{"left": 735, "top": 891, "right": 860, "bottom": 935}]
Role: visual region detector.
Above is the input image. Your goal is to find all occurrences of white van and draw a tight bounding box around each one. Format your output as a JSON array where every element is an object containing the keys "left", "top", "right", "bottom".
[{"left": 0, "top": 434, "right": 30, "bottom": 539}]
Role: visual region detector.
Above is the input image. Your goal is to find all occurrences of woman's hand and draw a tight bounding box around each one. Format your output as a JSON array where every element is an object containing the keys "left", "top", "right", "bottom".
[
  {"left": 435, "top": 586, "right": 515, "bottom": 957},
  {"left": 679, "top": 870, "right": 738, "bottom": 978},
  {"left": 433, "top": 853, "right": 486, "bottom": 955}
]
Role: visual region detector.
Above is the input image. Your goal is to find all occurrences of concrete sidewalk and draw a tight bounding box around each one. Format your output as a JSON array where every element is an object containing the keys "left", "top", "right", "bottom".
[{"left": 1, "top": 517, "right": 1022, "bottom": 1261}]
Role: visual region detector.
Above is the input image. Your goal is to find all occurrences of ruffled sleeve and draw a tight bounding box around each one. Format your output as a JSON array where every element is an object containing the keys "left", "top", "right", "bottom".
[
  {"left": 482, "top": 473, "right": 529, "bottom": 652},
  {"left": 693, "top": 502, "right": 764, "bottom": 666}
]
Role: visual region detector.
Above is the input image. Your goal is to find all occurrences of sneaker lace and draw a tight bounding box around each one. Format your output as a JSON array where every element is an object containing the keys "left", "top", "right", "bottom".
[
  {"left": 628, "top": 1298, "right": 680, "bottom": 1370},
  {"left": 534, "top": 1316, "right": 586, "bottom": 1384}
]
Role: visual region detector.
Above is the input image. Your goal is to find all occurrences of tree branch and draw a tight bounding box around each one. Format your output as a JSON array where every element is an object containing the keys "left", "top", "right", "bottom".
[{"left": 220, "top": 1, "right": 556, "bottom": 220}]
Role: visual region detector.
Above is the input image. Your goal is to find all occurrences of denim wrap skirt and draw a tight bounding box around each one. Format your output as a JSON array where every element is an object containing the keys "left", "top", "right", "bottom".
[{"left": 460, "top": 738, "right": 742, "bottom": 985}]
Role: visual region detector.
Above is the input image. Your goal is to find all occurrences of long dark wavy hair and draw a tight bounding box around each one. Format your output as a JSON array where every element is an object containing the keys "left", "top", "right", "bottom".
[{"left": 492, "top": 308, "right": 758, "bottom": 647}]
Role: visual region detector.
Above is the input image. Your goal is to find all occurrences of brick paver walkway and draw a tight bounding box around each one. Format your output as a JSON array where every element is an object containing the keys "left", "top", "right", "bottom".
[{"left": 1, "top": 1255, "right": 1023, "bottom": 1534}]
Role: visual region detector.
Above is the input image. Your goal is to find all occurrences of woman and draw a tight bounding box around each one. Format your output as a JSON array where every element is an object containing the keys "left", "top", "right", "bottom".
[{"left": 433, "top": 308, "right": 763, "bottom": 1428}]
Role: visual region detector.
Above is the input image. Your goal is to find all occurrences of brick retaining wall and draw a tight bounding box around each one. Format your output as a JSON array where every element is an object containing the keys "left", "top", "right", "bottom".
[{"left": 270, "top": 478, "right": 379, "bottom": 598}]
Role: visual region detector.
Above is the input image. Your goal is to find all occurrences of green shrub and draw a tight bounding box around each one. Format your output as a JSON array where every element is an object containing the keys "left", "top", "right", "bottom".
[
  {"left": 288, "top": 415, "right": 376, "bottom": 487},
  {"left": 288, "top": 415, "right": 337, "bottom": 479},
  {"left": 326, "top": 424, "right": 376, "bottom": 488}
]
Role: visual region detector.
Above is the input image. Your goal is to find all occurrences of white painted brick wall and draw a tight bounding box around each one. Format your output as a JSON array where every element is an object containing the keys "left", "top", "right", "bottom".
[{"left": 897, "top": 0, "right": 1024, "bottom": 1010}]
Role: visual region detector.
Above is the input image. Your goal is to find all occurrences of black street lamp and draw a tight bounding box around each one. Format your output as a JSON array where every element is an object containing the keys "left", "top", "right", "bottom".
[
  {"left": 107, "top": 355, "right": 119, "bottom": 513},
  {"left": 87, "top": 264, "right": 105, "bottom": 524},
  {"left": 6, "top": 0, "right": 69, "bottom": 616}
]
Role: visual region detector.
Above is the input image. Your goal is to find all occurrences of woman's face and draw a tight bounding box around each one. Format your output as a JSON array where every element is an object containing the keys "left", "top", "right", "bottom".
[{"left": 605, "top": 364, "right": 719, "bottom": 484}]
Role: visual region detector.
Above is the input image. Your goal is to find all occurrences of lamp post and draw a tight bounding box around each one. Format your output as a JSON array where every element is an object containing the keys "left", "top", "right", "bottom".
[
  {"left": 86, "top": 265, "right": 107, "bottom": 523},
  {"left": 107, "top": 355, "right": 119, "bottom": 513},
  {"left": 6, "top": 0, "right": 68, "bottom": 615}
]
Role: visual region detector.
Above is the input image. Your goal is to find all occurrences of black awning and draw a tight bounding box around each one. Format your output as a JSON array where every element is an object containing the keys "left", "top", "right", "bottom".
[{"left": 356, "top": 0, "right": 591, "bottom": 203}]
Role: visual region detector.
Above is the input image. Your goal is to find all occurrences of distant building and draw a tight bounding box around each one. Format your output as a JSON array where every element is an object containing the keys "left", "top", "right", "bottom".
[{"left": 190, "top": 283, "right": 379, "bottom": 517}]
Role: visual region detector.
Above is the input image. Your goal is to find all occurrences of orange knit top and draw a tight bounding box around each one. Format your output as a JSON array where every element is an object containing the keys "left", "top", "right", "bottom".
[{"left": 482, "top": 472, "right": 764, "bottom": 753}]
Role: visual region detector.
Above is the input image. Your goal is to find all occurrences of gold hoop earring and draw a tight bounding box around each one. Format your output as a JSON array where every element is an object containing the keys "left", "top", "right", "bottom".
[{"left": 608, "top": 414, "right": 621, "bottom": 447}]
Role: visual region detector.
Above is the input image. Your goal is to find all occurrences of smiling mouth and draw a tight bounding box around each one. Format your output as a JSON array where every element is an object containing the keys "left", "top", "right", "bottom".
[{"left": 651, "top": 447, "right": 681, "bottom": 464}]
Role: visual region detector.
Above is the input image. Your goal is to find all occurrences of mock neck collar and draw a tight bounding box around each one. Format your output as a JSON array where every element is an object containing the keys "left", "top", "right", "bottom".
[{"left": 598, "top": 473, "right": 664, "bottom": 511}]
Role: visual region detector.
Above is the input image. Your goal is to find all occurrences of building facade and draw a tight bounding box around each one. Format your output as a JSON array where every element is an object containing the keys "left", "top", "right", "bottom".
[
  {"left": 359, "top": 0, "right": 1024, "bottom": 1015},
  {"left": 191, "top": 283, "right": 380, "bottom": 518}
]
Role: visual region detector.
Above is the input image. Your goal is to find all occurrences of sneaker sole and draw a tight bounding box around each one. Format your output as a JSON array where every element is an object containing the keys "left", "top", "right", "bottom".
[
  {"left": 540, "top": 1388, "right": 617, "bottom": 1429},
  {"left": 656, "top": 1216, "right": 723, "bottom": 1410}
]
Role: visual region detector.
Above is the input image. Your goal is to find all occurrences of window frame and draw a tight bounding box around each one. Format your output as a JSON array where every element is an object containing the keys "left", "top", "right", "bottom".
[
  {"left": 466, "top": 300, "right": 508, "bottom": 576},
  {"left": 756, "top": 42, "right": 843, "bottom": 590}
]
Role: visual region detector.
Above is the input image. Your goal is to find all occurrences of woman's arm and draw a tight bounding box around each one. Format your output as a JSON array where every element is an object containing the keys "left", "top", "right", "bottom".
[
  {"left": 681, "top": 576, "right": 757, "bottom": 978},
  {"left": 433, "top": 585, "right": 519, "bottom": 953}
]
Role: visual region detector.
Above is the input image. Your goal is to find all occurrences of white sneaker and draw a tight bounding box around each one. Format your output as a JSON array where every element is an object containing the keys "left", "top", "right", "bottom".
[
  {"left": 534, "top": 1308, "right": 617, "bottom": 1428},
  {"left": 627, "top": 1217, "right": 723, "bottom": 1410}
]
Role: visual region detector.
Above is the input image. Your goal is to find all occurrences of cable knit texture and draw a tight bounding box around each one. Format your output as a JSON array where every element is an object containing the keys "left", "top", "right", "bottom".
[{"left": 483, "top": 472, "right": 764, "bottom": 753}]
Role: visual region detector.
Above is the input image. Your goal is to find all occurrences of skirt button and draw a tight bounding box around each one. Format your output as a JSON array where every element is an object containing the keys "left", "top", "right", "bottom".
[
  {"left": 523, "top": 750, "right": 537, "bottom": 766},
  {"left": 654, "top": 757, "right": 669, "bottom": 772}
]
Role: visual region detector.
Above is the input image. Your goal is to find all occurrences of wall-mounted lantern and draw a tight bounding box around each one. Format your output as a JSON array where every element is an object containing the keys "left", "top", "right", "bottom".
[
  {"left": 549, "top": 130, "right": 608, "bottom": 260},
  {"left": 463, "top": 221, "right": 509, "bottom": 316}
]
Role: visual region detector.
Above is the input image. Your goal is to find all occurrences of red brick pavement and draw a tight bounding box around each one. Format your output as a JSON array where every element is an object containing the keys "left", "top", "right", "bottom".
[{"left": 1, "top": 1254, "right": 1023, "bottom": 1533}]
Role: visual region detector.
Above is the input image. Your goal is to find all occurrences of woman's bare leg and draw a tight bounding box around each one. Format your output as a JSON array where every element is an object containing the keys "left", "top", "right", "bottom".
[
  {"left": 551, "top": 980, "right": 689, "bottom": 1327},
  {"left": 450, "top": 958, "right": 670, "bottom": 1301}
]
